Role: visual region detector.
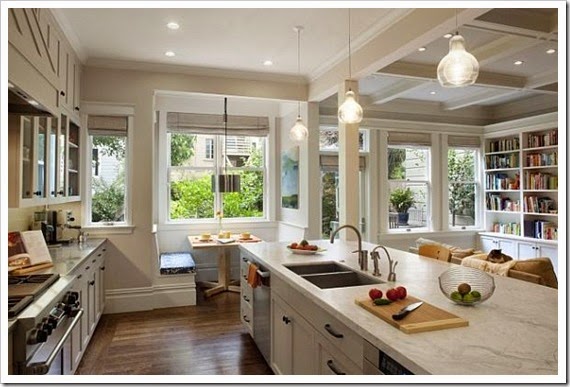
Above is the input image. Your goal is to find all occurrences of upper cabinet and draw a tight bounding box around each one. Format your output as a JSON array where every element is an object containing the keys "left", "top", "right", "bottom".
[{"left": 8, "top": 8, "right": 82, "bottom": 120}]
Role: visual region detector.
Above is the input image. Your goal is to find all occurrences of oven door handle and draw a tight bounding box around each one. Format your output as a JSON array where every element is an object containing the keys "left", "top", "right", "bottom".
[{"left": 25, "top": 309, "right": 84, "bottom": 375}]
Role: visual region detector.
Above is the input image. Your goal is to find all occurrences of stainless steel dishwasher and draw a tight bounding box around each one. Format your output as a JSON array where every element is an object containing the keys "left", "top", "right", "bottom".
[{"left": 251, "top": 260, "right": 271, "bottom": 364}]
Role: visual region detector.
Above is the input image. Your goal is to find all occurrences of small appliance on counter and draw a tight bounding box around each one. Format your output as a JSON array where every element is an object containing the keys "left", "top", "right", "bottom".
[{"left": 38, "top": 210, "right": 77, "bottom": 246}]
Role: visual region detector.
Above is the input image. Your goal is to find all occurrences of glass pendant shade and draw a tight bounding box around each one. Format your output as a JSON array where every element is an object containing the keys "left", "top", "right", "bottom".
[
  {"left": 289, "top": 116, "right": 308, "bottom": 141},
  {"left": 338, "top": 90, "right": 363, "bottom": 124},
  {"left": 437, "top": 34, "right": 479, "bottom": 87}
]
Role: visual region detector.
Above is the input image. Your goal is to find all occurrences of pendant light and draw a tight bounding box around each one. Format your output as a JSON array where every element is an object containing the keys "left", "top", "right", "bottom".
[
  {"left": 338, "top": 9, "right": 363, "bottom": 124},
  {"left": 437, "top": 10, "right": 479, "bottom": 87},
  {"left": 290, "top": 26, "right": 308, "bottom": 142},
  {"left": 212, "top": 98, "right": 240, "bottom": 193}
]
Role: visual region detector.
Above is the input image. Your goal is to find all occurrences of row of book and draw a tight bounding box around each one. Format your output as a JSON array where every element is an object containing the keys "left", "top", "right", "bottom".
[
  {"left": 488, "top": 137, "right": 520, "bottom": 153},
  {"left": 523, "top": 196, "right": 556, "bottom": 214},
  {"left": 485, "top": 154, "right": 519, "bottom": 169},
  {"left": 492, "top": 222, "right": 521, "bottom": 236},
  {"left": 486, "top": 194, "right": 520, "bottom": 212},
  {"left": 524, "top": 172, "right": 558, "bottom": 190},
  {"left": 525, "top": 152, "right": 557, "bottom": 167},
  {"left": 527, "top": 130, "right": 557, "bottom": 148},
  {"left": 523, "top": 220, "right": 558, "bottom": 240},
  {"left": 485, "top": 173, "right": 520, "bottom": 191}
]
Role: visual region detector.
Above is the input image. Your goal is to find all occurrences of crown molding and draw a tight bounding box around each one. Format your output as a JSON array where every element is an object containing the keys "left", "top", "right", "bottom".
[{"left": 50, "top": 9, "right": 88, "bottom": 63}]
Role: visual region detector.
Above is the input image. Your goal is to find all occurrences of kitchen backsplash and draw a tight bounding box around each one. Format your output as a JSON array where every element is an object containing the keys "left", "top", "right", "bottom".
[{"left": 8, "top": 202, "right": 83, "bottom": 234}]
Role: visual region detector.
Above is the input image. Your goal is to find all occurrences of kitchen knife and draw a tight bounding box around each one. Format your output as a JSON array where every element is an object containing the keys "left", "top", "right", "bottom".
[{"left": 392, "top": 301, "right": 423, "bottom": 321}]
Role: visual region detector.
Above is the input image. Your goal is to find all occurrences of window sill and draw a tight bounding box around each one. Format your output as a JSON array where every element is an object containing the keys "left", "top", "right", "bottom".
[
  {"left": 380, "top": 229, "right": 484, "bottom": 239},
  {"left": 82, "top": 225, "right": 135, "bottom": 235},
  {"left": 159, "top": 220, "right": 277, "bottom": 232}
]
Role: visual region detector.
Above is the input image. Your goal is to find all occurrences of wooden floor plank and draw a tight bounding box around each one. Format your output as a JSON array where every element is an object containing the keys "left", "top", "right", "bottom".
[{"left": 75, "top": 290, "right": 273, "bottom": 375}]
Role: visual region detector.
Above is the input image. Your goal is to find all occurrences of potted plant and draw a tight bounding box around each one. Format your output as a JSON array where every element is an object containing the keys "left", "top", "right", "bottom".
[{"left": 390, "top": 187, "right": 416, "bottom": 225}]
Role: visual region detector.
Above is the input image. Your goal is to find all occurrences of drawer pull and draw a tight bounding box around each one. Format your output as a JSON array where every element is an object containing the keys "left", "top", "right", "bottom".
[
  {"left": 92, "top": 259, "right": 97, "bottom": 263},
  {"left": 102, "top": 248, "right": 107, "bottom": 252},
  {"left": 324, "top": 324, "right": 344, "bottom": 338},
  {"left": 77, "top": 274, "right": 82, "bottom": 279},
  {"left": 243, "top": 295, "right": 250, "bottom": 303},
  {"left": 326, "top": 360, "right": 346, "bottom": 375},
  {"left": 243, "top": 315, "right": 250, "bottom": 323},
  {"left": 282, "top": 316, "right": 291, "bottom": 325},
  {"left": 242, "top": 257, "right": 249, "bottom": 263},
  {"left": 100, "top": 266, "right": 106, "bottom": 271},
  {"left": 243, "top": 274, "right": 247, "bottom": 280},
  {"left": 89, "top": 280, "right": 95, "bottom": 286},
  {"left": 85, "top": 266, "right": 90, "bottom": 270},
  {"left": 98, "top": 253, "right": 102, "bottom": 257}
]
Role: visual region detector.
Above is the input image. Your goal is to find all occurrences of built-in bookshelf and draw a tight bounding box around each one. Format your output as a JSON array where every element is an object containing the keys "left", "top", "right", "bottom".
[{"left": 484, "top": 128, "right": 558, "bottom": 242}]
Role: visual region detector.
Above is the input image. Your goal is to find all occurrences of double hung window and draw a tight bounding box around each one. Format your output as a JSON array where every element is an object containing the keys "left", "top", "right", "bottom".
[
  {"left": 387, "top": 132, "right": 431, "bottom": 231},
  {"left": 447, "top": 135, "right": 481, "bottom": 229},
  {"left": 165, "top": 112, "right": 268, "bottom": 222}
]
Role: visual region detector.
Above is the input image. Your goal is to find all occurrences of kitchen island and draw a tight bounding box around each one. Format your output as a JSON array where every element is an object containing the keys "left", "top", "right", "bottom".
[{"left": 239, "top": 240, "right": 558, "bottom": 375}]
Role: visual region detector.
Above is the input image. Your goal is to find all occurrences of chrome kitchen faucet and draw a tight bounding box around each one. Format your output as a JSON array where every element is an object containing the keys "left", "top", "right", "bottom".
[{"left": 330, "top": 224, "right": 368, "bottom": 271}]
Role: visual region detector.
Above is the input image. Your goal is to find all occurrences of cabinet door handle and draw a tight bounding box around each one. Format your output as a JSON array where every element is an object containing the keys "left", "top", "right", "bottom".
[
  {"left": 243, "top": 295, "right": 250, "bottom": 303},
  {"left": 57, "top": 190, "right": 65, "bottom": 196},
  {"left": 326, "top": 360, "right": 346, "bottom": 375},
  {"left": 92, "top": 259, "right": 97, "bottom": 263},
  {"left": 242, "top": 257, "right": 249, "bottom": 263},
  {"left": 243, "top": 315, "right": 250, "bottom": 323},
  {"left": 324, "top": 324, "right": 344, "bottom": 338},
  {"left": 74, "top": 107, "right": 80, "bottom": 111},
  {"left": 102, "top": 248, "right": 107, "bottom": 252},
  {"left": 89, "top": 280, "right": 95, "bottom": 286},
  {"left": 85, "top": 266, "right": 90, "bottom": 270},
  {"left": 100, "top": 266, "right": 105, "bottom": 271},
  {"left": 282, "top": 316, "right": 291, "bottom": 325},
  {"left": 77, "top": 274, "right": 82, "bottom": 279},
  {"left": 33, "top": 191, "right": 42, "bottom": 196},
  {"left": 242, "top": 274, "right": 247, "bottom": 280},
  {"left": 60, "top": 90, "right": 66, "bottom": 97}
]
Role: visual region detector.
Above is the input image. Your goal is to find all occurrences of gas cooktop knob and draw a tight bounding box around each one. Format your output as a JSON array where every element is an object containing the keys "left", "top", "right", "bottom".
[
  {"left": 28, "top": 328, "right": 48, "bottom": 345},
  {"left": 39, "top": 320, "right": 53, "bottom": 335},
  {"left": 63, "top": 291, "right": 79, "bottom": 305},
  {"left": 44, "top": 316, "right": 58, "bottom": 331}
]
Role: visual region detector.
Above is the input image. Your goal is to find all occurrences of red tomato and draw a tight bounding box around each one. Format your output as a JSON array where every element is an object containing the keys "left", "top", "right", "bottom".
[
  {"left": 396, "top": 286, "right": 407, "bottom": 300},
  {"left": 291, "top": 243, "right": 298, "bottom": 249},
  {"left": 386, "top": 288, "right": 400, "bottom": 302},
  {"left": 368, "top": 288, "right": 383, "bottom": 300}
]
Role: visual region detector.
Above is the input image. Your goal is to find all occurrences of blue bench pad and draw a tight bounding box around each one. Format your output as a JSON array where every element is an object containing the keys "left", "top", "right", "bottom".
[{"left": 160, "top": 252, "right": 196, "bottom": 275}]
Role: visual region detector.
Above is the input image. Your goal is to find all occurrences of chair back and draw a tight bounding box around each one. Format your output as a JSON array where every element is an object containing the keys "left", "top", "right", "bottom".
[{"left": 419, "top": 244, "right": 451, "bottom": 262}]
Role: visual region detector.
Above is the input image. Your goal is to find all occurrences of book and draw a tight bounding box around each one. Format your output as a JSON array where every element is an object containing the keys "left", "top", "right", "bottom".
[{"left": 8, "top": 230, "right": 53, "bottom": 269}]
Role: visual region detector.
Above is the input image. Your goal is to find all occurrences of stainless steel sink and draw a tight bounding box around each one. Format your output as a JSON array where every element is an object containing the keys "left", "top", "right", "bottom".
[
  {"left": 284, "top": 262, "right": 384, "bottom": 289},
  {"left": 284, "top": 262, "right": 351, "bottom": 275}
]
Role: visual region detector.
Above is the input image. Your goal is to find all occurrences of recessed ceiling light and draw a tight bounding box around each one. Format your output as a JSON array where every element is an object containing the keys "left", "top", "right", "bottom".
[
  {"left": 430, "top": 91, "right": 437, "bottom": 95},
  {"left": 8, "top": 82, "right": 14, "bottom": 88},
  {"left": 165, "top": 51, "right": 175, "bottom": 57},
  {"left": 546, "top": 48, "right": 556, "bottom": 54},
  {"left": 513, "top": 60, "right": 524, "bottom": 66},
  {"left": 166, "top": 22, "right": 179, "bottom": 30},
  {"left": 443, "top": 33, "right": 453, "bottom": 39},
  {"left": 28, "top": 100, "right": 39, "bottom": 106},
  {"left": 418, "top": 47, "right": 427, "bottom": 52},
  {"left": 263, "top": 60, "right": 273, "bottom": 66}
]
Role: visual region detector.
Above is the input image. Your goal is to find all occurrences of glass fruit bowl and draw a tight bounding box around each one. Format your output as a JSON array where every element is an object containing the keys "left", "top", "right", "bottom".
[{"left": 438, "top": 266, "right": 495, "bottom": 306}]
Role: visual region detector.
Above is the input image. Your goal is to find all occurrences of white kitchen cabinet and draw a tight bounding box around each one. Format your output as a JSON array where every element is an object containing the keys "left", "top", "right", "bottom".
[
  {"left": 270, "top": 293, "right": 317, "bottom": 375},
  {"left": 317, "top": 333, "right": 363, "bottom": 375},
  {"left": 517, "top": 241, "right": 558, "bottom": 275},
  {"left": 479, "top": 236, "right": 515, "bottom": 257},
  {"left": 240, "top": 256, "right": 254, "bottom": 335}
]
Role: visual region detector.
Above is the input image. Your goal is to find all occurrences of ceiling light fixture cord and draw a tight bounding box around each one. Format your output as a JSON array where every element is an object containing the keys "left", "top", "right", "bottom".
[
  {"left": 297, "top": 27, "right": 301, "bottom": 116},
  {"left": 348, "top": 8, "right": 352, "bottom": 81},
  {"left": 224, "top": 97, "right": 228, "bottom": 184}
]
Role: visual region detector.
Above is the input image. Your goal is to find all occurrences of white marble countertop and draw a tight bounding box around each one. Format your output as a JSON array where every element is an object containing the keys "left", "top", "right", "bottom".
[
  {"left": 45, "top": 238, "right": 107, "bottom": 276},
  {"left": 239, "top": 239, "right": 558, "bottom": 375}
]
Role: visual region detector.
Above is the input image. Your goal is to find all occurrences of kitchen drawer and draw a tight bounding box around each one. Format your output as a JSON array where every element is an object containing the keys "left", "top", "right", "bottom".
[
  {"left": 241, "top": 302, "right": 253, "bottom": 336},
  {"left": 274, "top": 276, "right": 363, "bottom": 367},
  {"left": 240, "top": 279, "right": 253, "bottom": 308},
  {"left": 317, "top": 331, "right": 363, "bottom": 375}
]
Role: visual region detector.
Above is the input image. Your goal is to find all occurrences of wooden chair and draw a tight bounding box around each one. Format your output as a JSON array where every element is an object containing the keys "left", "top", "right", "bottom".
[{"left": 418, "top": 244, "right": 452, "bottom": 262}]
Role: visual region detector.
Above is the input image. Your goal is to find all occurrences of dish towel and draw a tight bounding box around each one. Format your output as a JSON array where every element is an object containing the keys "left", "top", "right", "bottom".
[
  {"left": 462, "top": 256, "right": 517, "bottom": 276},
  {"left": 247, "top": 263, "right": 261, "bottom": 288}
]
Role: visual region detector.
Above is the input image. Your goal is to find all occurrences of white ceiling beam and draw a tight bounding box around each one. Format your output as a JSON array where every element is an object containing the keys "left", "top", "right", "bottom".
[
  {"left": 466, "top": 9, "right": 557, "bottom": 39},
  {"left": 377, "top": 61, "right": 527, "bottom": 89},
  {"left": 469, "top": 34, "right": 542, "bottom": 67},
  {"left": 362, "top": 79, "right": 427, "bottom": 106},
  {"left": 526, "top": 70, "right": 558, "bottom": 90},
  {"left": 308, "top": 8, "right": 491, "bottom": 102},
  {"left": 443, "top": 89, "right": 519, "bottom": 111}
]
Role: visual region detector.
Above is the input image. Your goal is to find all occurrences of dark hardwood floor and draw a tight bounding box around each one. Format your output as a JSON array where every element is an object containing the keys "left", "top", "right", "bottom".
[{"left": 75, "top": 289, "right": 273, "bottom": 375}]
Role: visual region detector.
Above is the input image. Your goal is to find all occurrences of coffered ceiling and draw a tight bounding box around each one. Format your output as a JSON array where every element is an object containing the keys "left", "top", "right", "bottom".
[{"left": 55, "top": 6, "right": 559, "bottom": 125}]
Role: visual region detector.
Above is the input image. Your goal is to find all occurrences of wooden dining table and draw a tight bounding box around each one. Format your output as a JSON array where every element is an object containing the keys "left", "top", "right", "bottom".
[{"left": 188, "top": 234, "right": 262, "bottom": 297}]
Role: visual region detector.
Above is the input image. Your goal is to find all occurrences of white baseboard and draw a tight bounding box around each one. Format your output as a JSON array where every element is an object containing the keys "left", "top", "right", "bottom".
[{"left": 104, "top": 282, "right": 197, "bottom": 314}]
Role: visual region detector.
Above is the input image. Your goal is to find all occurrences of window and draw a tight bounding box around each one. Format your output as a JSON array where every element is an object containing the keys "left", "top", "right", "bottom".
[
  {"left": 387, "top": 131, "right": 431, "bottom": 231},
  {"left": 165, "top": 111, "right": 269, "bottom": 222},
  {"left": 319, "top": 128, "right": 367, "bottom": 151},
  {"left": 446, "top": 135, "right": 481, "bottom": 229},
  {"left": 205, "top": 138, "right": 214, "bottom": 160},
  {"left": 86, "top": 115, "right": 130, "bottom": 225}
]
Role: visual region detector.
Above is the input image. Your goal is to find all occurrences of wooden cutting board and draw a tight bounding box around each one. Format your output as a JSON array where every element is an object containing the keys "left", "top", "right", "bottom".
[
  {"left": 355, "top": 295, "right": 468, "bottom": 334},
  {"left": 10, "top": 262, "right": 54, "bottom": 276}
]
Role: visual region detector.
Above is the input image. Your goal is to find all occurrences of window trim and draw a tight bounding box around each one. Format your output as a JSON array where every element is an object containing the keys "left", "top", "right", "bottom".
[
  {"left": 204, "top": 138, "right": 214, "bottom": 160},
  {"left": 82, "top": 112, "right": 133, "bottom": 228}
]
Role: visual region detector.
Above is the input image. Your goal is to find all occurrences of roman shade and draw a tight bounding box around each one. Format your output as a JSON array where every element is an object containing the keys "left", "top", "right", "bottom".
[
  {"left": 166, "top": 112, "right": 269, "bottom": 136},
  {"left": 320, "top": 155, "right": 366, "bottom": 171},
  {"left": 387, "top": 132, "right": 431, "bottom": 146},
  {"left": 88, "top": 115, "right": 128, "bottom": 136},
  {"left": 448, "top": 135, "right": 482, "bottom": 148}
]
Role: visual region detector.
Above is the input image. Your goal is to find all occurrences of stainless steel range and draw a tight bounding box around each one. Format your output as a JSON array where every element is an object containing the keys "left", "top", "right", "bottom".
[{"left": 9, "top": 274, "right": 83, "bottom": 375}]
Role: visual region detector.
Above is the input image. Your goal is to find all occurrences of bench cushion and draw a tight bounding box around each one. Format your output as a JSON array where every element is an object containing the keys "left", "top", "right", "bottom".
[{"left": 160, "top": 252, "right": 196, "bottom": 275}]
